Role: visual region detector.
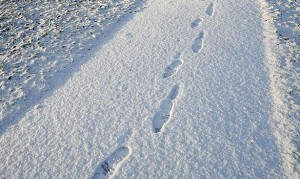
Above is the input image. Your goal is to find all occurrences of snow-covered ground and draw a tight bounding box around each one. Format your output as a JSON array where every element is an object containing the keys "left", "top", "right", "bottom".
[
  {"left": 259, "top": 0, "right": 300, "bottom": 174},
  {"left": 0, "top": 0, "right": 299, "bottom": 178},
  {"left": 0, "top": 0, "right": 147, "bottom": 132}
]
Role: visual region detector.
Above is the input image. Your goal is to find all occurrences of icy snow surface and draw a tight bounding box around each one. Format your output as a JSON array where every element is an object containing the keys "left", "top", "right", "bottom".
[{"left": 0, "top": 0, "right": 298, "bottom": 178}]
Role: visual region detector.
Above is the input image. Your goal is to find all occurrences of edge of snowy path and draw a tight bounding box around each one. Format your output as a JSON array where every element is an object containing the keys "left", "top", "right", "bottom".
[{"left": 258, "top": 0, "right": 299, "bottom": 176}]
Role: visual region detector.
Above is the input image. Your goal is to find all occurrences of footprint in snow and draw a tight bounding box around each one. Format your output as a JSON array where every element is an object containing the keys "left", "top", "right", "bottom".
[
  {"left": 167, "top": 84, "right": 181, "bottom": 100},
  {"left": 163, "top": 60, "right": 183, "bottom": 79},
  {"left": 125, "top": 33, "right": 133, "bottom": 38},
  {"left": 152, "top": 84, "right": 183, "bottom": 133},
  {"left": 192, "top": 31, "right": 205, "bottom": 53},
  {"left": 92, "top": 146, "right": 130, "bottom": 179},
  {"left": 152, "top": 99, "right": 174, "bottom": 133},
  {"left": 206, "top": 3, "right": 214, "bottom": 16},
  {"left": 191, "top": 18, "right": 203, "bottom": 28},
  {"left": 163, "top": 53, "right": 183, "bottom": 78}
]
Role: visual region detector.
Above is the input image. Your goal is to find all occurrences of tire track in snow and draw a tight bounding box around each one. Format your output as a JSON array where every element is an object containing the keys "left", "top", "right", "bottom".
[
  {"left": 163, "top": 52, "right": 183, "bottom": 78},
  {"left": 152, "top": 84, "right": 183, "bottom": 133},
  {"left": 192, "top": 31, "right": 205, "bottom": 53},
  {"left": 92, "top": 146, "right": 130, "bottom": 179},
  {"left": 206, "top": 3, "right": 214, "bottom": 16}
]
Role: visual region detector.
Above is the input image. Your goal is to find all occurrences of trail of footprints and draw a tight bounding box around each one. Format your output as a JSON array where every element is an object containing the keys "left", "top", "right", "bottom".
[
  {"left": 92, "top": 2, "right": 215, "bottom": 178},
  {"left": 156, "top": 2, "right": 214, "bottom": 132},
  {"left": 191, "top": 3, "right": 214, "bottom": 53}
]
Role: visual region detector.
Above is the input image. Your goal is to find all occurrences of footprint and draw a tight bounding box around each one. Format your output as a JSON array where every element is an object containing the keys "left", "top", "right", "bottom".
[
  {"left": 173, "top": 52, "right": 181, "bottom": 59},
  {"left": 125, "top": 33, "right": 133, "bottom": 38},
  {"left": 167, "top": 84, "right": 181, "bottom": 100},
  {"left": 152, "top": 84, "right": 183, "bottom": 133},
  {"left": 92, "top": 147, "right": 130, "bottom": 179},
  {"left": 192, "top": 31, "right": 205, "bottom": 53},
  {"left": 191, "top": 18, "right": 203, "bottom": 28},
  {"left": 163, "top": 52, "right": 182, "bottom": 78},
  {"left": 163, "top": 60, "right": 183, "bottom": 78},
  {"left": 206, "top": 3, "right": 214, "bottom": 16},
  {"left": 152, "top": 99, "right": 174, "bottom": 133}
]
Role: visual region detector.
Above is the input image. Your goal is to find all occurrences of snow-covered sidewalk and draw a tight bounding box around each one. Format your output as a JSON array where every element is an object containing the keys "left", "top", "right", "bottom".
[{"left": 0, "top": 0, "right": 295, "bottom": 178}]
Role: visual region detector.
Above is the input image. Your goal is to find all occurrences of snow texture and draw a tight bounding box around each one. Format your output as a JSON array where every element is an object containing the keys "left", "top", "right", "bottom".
[
  {"left": 258, "top": 0, "right": 300, "bottom": 175},
  {"left": 0, "top": 0, "right": 147, "bottom": 134},
  {"left": 0, "top": 0, "right": 299, "bottom": 178}
]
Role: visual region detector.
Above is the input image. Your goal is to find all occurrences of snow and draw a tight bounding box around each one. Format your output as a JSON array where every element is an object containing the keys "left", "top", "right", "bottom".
[
  {"left": 258, "top": 0, "right": 300, "bottom": 174},
  {"left": 0, "top": 0, "right": 299, "bottom": 178},
  {"left": 0, "top": 0, "right": 147, "bottom": 132}
]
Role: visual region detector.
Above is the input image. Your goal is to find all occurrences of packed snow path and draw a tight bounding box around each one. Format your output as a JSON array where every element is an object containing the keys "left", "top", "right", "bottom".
[{"left": 0, "top": 0, "right": 291, "bottom": 178}]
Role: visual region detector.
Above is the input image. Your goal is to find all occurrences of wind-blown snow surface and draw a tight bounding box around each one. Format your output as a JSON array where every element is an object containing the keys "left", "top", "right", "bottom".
[{"left": 0, "top": 0, "right": 297, "bottom": 178}]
